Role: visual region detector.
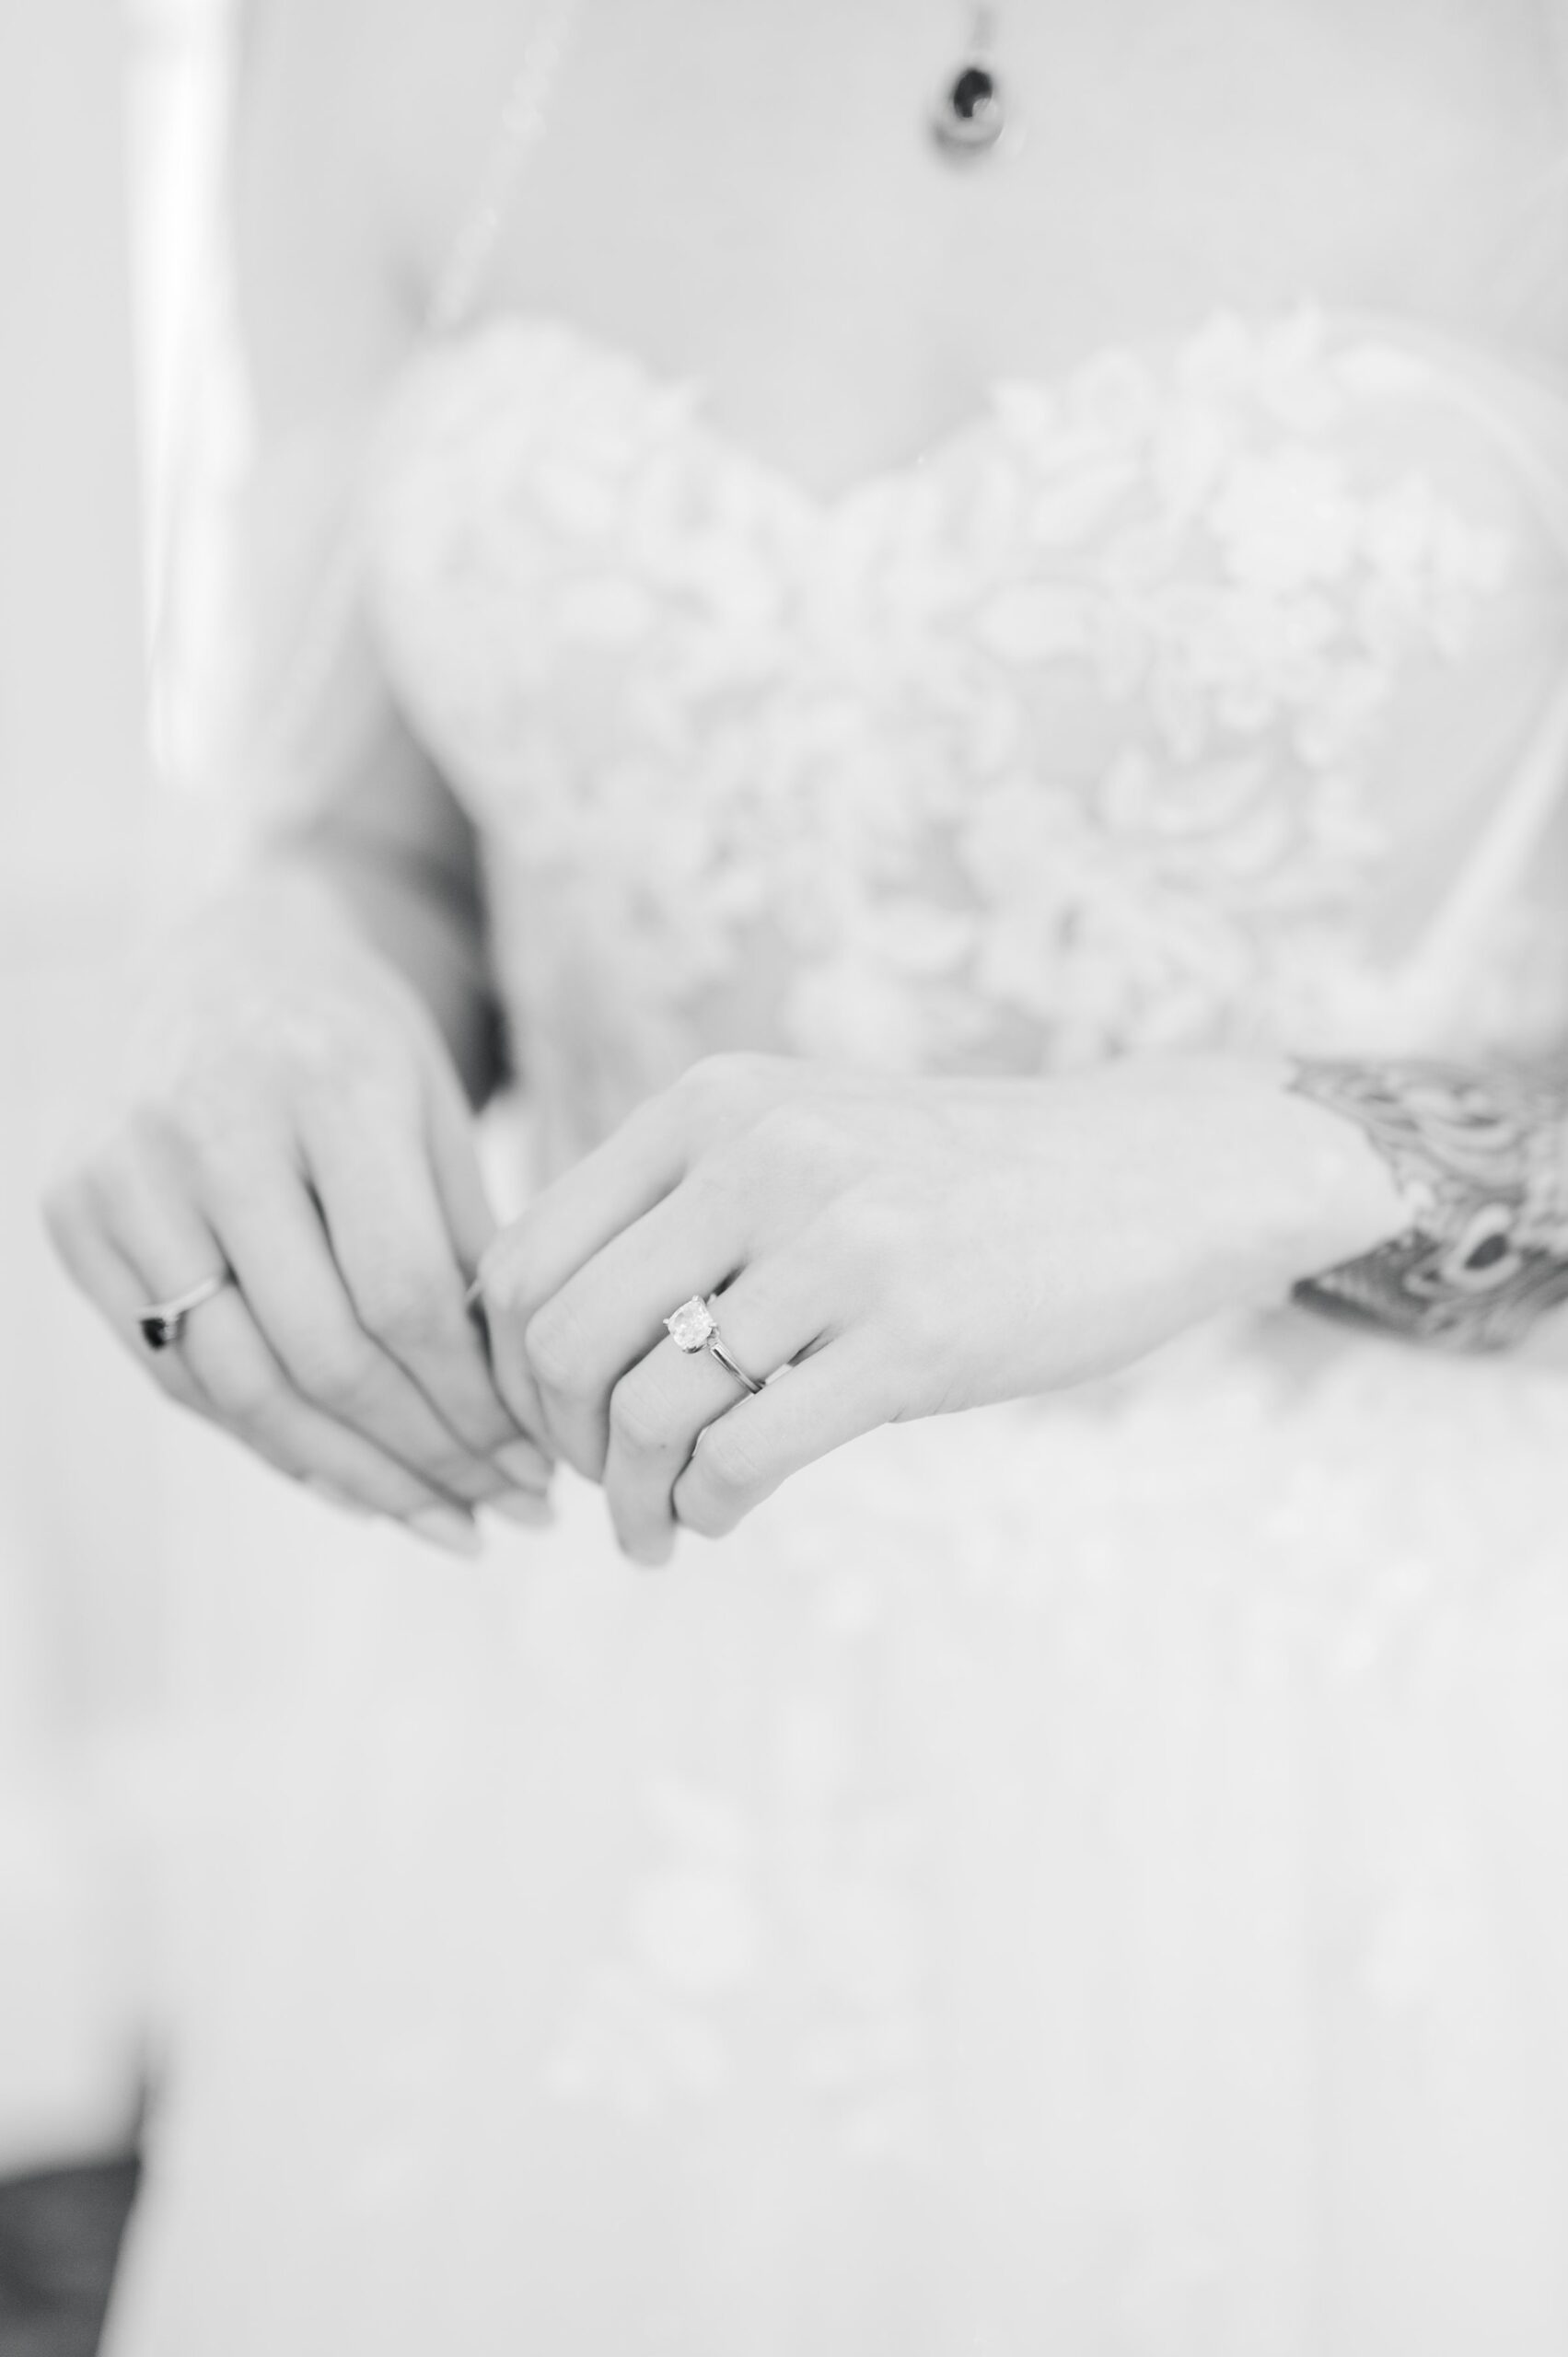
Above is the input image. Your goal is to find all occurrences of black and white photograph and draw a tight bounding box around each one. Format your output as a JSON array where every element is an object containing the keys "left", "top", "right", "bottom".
[{"left": 6, "top": 2, "right": 1568, "bottom": 2349}]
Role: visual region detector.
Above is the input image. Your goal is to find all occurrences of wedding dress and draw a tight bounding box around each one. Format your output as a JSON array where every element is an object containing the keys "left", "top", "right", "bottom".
[{"left": 103, "top": 85, "right": 1568, "bottom": 2357}]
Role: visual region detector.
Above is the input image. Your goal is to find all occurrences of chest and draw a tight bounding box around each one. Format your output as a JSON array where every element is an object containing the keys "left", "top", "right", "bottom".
[{"left": 413, "top": 0, "right": 1564, "bottom": 499}]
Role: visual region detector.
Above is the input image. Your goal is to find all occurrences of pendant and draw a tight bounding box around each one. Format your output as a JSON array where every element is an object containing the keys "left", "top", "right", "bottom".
[{"left": 930, "top": 6, "right": 1006, "bottom": 160}]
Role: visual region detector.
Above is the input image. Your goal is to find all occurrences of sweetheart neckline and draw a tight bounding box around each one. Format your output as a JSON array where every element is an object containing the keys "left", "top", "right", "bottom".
[
  {"left": 401, "top": 303, "right": 1347, "bottom": 518},
  {"left": 414, "top": 306, "right": 1029, "bottom": 515},
  {"left": 399, "top": 300, "right": 1568, "bottom": 523}
]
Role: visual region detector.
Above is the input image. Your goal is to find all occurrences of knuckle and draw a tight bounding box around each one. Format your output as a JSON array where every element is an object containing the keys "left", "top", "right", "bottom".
[
  {"left": 292, "top": 1329, "right": 381, "bottom": 1411},
  {"left": 887, "top": 1276, "right": 947, "bottom": 1358},
  {"left": 281, "top": 1016, "right": 360, "bottom": 1093},
  {"left": 462, "top": 1396, "right": 526, "bottom": 1454},
  {"left": 693, "top": 1414, "right": 766, "bottom": 1499},
  {"left": 203, "top": 1353, "right": 282, "bottom": 1428},
  {"left": 75, "top": 1124, "right": 151, "bottom": 1207},
  {"left": 177, "top": 1104, "right": 260, "bottom": 1199},
  {"left": 677, "top": 1051, "right": 785, "bottom": 1129},
  {"left": 676, "top": 1488, "right": 731, "bottom": 1540},
  {"left": 607, "top": 1377, "right": 676, "bottom": 1458},
  {"left": 676, "top": 1453, "right": 748, "bottom": 1539},
  {"left": 479, "top": 1221, "right": 546, "bottom": 1323},
  {"left": 680, "top": 1049, "right": 772, "bottom": 1097},
  {"left": 356, "top": 1268, "right": 449, "bottom": 1353},
  {"left": 119, "top": 1097, "right": 184, "bottom": 1164},
  {"left": 144, "top": 1353, "right": 201, "bottom": 1411},
  {"left": 738, "top": 1098, "right": 852, "bottom": 1185},
  {"left": 418, "top": 1446, "right": 492, "bottom": 1500},
  {"left": 259, "top": 993, "right": 390, "bottom": 1090},
  {"left": 522, "top": 1298, "right": 591, "bottom": 1399},
  {"left": 819, "top": 1182, "right": 912, "bottom": 1271},
  {"left": 305, "top": 1042, "right": 414, "bottom": 1129}
]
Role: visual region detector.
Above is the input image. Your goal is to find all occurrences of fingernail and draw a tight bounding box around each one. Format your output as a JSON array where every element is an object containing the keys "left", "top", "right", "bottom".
[
  {"left": 494, "top": 1437, "right": 553, "bottom": 1489},
  {"left": 621, "top": 1535, "right": 674, "bottom": 1571},
  {"left": 488, "top": 1490, "right": 556, "bottom": 1530},
  {"left": 407, "top": 1505, "right": 484, "bottom": 1560},
  {"left": 304, "top": 1477, "right": 376, "bottom": 1521}
]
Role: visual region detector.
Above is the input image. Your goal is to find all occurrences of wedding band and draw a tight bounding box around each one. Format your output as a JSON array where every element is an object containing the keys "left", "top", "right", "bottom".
[
  {"left": 135, "top": 1268, "right": 233, "bottom": 1352},
  {"left": 663, "top": 1295, "right": 765, "bottom": 1395}
]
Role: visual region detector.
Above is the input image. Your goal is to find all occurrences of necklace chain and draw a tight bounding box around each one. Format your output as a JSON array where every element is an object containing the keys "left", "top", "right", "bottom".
[
  {"left": 428, "top": 0, "right": 583, "bottom": 336},
  {"left": 436, "top": 0, "right": 1006, "bottom": 343}
]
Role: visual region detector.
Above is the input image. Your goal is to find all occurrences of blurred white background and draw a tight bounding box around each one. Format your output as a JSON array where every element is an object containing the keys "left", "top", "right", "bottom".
[{"left": 0, "top": 0, "right": 236, "bottom": 2176}]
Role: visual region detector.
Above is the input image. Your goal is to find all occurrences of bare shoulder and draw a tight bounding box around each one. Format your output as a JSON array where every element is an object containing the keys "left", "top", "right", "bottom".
[{"left": 233, "top": 0, "right": 528, "bottom": 417}]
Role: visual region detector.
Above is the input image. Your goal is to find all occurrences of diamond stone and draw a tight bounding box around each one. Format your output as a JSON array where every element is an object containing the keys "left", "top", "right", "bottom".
[{"left": 665, "top": 1295, "right": 716, "bottom": 1353}]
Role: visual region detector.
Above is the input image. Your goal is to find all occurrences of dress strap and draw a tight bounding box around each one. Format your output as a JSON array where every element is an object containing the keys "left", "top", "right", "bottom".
[{"left": 425, "top": 0, "right": 584, "bottom": 338}]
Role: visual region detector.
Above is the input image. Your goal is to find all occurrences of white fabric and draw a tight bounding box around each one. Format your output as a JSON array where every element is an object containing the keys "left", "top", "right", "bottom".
[{"left": 107, "top": 304, "right": 1568, "bottom": 2355}]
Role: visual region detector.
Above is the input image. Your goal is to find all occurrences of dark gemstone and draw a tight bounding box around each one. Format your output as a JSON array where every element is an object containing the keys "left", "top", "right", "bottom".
[
  {"left": 949, "top": 64, "right": 996, "bottom": 122},
  {"left": 1465, "top": 1231, "right": 1512, "bottom": 1271},
  {"left": 140, "top": 1314, "right": 173, "bottom": 1350}
]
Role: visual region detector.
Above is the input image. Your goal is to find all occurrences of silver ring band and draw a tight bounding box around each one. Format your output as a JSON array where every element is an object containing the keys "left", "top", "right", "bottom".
[
  {"left": 136, "top": 1268, "right": 232, "bottom": 1352},
  {"left": 663, "top": 1295, "right": 765, "bottom": 1394},
  {"left": 704, "top": 1332, "right": 764, "bottom": 1395}
]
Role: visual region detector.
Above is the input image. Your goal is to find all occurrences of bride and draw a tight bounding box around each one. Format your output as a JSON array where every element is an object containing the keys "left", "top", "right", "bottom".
[{"left": 45, "top": 0, "right": 1568, "bottom": 2346}]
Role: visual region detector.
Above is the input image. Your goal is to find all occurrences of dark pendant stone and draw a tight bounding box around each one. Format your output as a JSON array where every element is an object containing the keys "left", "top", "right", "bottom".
[
  {"left": 931, "top": 61, "right": 1006, "bottom": 157},
  {"left": 950, "top": 64, "right": 996, "bottom": 121},
  {"left": 140, "top": 1314, "right": 173, "bottom": 1351}
]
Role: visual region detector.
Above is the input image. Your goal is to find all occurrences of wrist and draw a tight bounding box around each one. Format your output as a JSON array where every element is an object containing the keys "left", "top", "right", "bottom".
[
  {"left": 252, "top": 844, "right": 500, "bottom": 1106},
  {"left": 1283, "top": 1057, "right": 1568, "bottom": 1348},
  {"left": 1167, "top": 1052, "right": 1411, "bottom": 1296}
]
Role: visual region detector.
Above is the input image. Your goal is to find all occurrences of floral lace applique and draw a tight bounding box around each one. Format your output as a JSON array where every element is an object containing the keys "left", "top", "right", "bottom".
[{"left": 367, "top": 308, "right": 1521, "bottom": 1111}]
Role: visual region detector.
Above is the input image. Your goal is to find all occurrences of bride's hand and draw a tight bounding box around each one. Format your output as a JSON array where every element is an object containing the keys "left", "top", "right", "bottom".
[
  {"left": 478, "top": 1051, "right": 1401, "bottom": 1564},
  {"left": 44, "top": 872, "right": 552, "bottom": 1552}
]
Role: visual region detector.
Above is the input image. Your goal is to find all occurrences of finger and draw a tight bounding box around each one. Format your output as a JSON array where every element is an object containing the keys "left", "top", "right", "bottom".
[
  {"left": 51, "top": 1209, "right": 216, "bottom": 1417},
  {"left": 102, "top": 1125, "right": 548, "bottom": 1509},
  {"left": 301, "top": 1090, "right": 548, "bottom": 1473},
  {"left": 477, "top": 1096, "right": 691, "bottom": 1437},
  {"left": 182, "top": 1295, "right": 495, "bottom": 1551},
  {"left": 96, "top": 1173, "right": 492, "bottom": 1551},
  {"left": 203, "top": 1167, "right": 550, "bottom": 1507},
  {"left": 601, "top": 1260, "right": 833, "bottom": 1566},
  {"left": 482, "top": 1088, "right": 691, "bottom": 1316},
  {"left": 99, "top": 1223, "right": 497, "bottom": 1549},
  {"left": 517, "top": 1173, "right": 751, "bottom": 1481},
  {"left": 671, "top": 1336, "right": 889, "bottom": 1546}
]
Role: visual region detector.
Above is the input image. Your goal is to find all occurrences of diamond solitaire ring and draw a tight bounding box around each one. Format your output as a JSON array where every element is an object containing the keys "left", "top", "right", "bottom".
[{"left": 663, "top": 1295, "right": 765, "bottom": 1394}]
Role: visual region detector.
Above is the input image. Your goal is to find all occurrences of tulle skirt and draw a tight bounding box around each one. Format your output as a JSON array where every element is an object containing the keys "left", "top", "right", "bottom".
[{"left": 106, "top": 1315, "right": 1568, "bottom": 2355}]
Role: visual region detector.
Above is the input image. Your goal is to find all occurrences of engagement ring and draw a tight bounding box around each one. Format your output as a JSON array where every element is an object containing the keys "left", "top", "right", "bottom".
[{"left": 663, "top": 1295, "right": 764, "bottom": 1394}]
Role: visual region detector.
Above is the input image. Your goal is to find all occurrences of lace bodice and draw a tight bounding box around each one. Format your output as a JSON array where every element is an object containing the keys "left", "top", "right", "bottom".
[{"left": 363, "top": 308, "right": 1568, "bottom": 1165}]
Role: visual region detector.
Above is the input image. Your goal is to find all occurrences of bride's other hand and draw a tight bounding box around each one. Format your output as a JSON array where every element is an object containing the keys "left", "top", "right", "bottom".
[
  {"left": 44, "top": 870, "right": 552, "bottom": 1554},
  {"left": 479, "top": 1051, "right": 1402, "bottom": 1565}
]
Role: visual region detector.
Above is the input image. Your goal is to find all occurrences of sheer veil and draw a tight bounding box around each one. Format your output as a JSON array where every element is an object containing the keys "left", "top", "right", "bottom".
[{"left": 146, "top": 0, "right": 575, "bottom": 911}]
